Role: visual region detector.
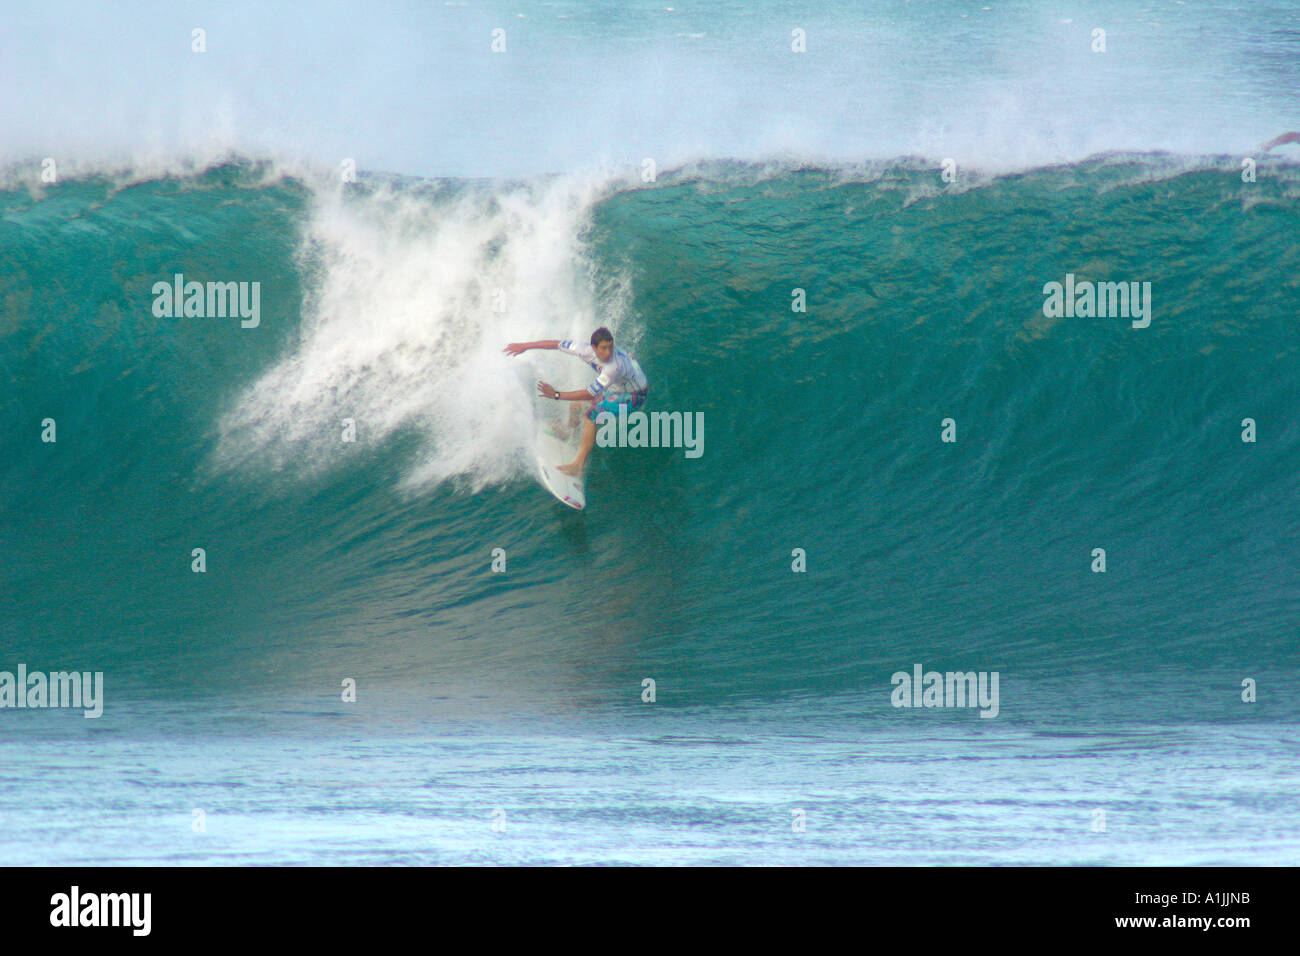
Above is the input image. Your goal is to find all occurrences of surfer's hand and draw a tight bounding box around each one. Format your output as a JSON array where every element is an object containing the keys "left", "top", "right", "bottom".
[
  {"left": 537, "top": 381, "right": 558, "bottom": 399},
  {"left": 504, "top": 342, "right": 529, "bottom": 356}
]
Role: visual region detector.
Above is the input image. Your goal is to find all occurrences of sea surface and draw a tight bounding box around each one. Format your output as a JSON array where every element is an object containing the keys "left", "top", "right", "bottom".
[{"left": 1, "top": 0, "right": 1298, "bottom": 865}]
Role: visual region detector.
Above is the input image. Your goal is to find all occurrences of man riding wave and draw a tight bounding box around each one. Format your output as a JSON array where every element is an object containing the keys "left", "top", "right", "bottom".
[{"left": 504, "top": 326, "right": 648, "bottom": 475}]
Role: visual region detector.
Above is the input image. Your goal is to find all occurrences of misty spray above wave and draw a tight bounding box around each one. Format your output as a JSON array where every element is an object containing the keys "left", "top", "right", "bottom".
[{"left": 2, "top": 1, "right": 1297, "bottom": 180}]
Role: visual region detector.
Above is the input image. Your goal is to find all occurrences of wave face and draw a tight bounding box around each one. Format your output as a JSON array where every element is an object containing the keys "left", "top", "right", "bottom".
[{"left": 2, "top": 157, "right": 1298, "bottom": 720}]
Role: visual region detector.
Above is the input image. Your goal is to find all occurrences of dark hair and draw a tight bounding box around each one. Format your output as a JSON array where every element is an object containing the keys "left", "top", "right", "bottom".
[{"left": 590, "top": 327, "right": 613, "bottom": 348}]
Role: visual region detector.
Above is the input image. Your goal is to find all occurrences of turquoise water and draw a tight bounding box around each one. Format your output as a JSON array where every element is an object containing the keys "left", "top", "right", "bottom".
[
  {"left": 3, "top": 700, "right": 1298, "bottom": 865},
  {"left": 2, "top": 157, "right": 1297, "bottom": 864},
  {"left": 2, "top": 0, "right": 1300, "bottom": 866}
]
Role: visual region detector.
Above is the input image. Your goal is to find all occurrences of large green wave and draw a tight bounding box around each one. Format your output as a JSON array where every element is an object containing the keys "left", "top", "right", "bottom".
[{"left": 2, "top": 157, "right": 1296, "bottom": 716}]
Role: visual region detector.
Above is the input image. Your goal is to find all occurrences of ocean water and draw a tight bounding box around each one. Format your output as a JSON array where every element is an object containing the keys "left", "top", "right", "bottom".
[{"left": 2, "top": 1, "right": 1299, "bottom": 865}]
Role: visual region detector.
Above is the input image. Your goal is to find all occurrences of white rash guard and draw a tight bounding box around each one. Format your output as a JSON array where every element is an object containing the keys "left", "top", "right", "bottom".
[{"left": 559, "top": 340, "right": 648, "bottom": 400}]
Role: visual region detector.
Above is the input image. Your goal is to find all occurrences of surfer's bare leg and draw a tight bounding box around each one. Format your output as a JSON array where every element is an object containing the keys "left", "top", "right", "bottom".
[
  {"left": 558, "top": 418, "right": 596, "bottom": 475},
  {"left": 567, "top": 402, "right": 581, "bottom": 428}
]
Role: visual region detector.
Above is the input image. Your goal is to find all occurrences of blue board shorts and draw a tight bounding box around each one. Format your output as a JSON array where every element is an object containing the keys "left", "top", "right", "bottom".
[{"left": 587, "top": 388, "right": 648, "bottom": 423}]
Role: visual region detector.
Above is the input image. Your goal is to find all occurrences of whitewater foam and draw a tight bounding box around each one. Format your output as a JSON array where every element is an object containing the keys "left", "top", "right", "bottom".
[{"left": 210, "top": 171, "right": 637, "bottom": 493}]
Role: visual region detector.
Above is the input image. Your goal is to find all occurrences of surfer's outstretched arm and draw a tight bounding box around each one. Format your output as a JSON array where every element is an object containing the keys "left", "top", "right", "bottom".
[
  {"left": 503, "top": 340, "right": 560, "bottom": 356},
  {"left": 1260, "top": 131, "right": 1300, "bottom": 151},
  {"left": 536, "top": 382, "right": 587, "bottom": 401}
]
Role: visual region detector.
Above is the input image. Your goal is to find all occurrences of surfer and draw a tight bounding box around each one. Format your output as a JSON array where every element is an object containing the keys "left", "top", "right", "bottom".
[{"left": 504, "top": 327, "right": 649, "bottom": 475}]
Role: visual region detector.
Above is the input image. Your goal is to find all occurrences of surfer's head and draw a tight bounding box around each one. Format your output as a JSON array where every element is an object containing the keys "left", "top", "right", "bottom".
[{"left": 591, "top": 327, "right": 614, "bottom": 362}]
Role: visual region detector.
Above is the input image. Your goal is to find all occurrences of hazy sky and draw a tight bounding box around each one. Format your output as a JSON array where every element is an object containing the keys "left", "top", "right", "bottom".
[{"left": 2, "top": 0, "right": 1297, "bottom": 178}]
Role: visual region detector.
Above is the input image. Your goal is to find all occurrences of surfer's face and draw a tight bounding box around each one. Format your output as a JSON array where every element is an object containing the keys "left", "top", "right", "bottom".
[{"left": 594, "top": 341, "right": 613, "bottom": 362}]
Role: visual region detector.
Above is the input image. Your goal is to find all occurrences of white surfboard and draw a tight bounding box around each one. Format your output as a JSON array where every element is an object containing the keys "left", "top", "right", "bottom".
[{"left": 535, "top": 429, "right": 586, "bottom": 510}]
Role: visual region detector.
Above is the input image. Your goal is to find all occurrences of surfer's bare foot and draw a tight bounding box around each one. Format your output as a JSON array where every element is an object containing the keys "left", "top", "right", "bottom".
[{"left": 556, "top": 419, "right": 595, "bottom": 476}]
